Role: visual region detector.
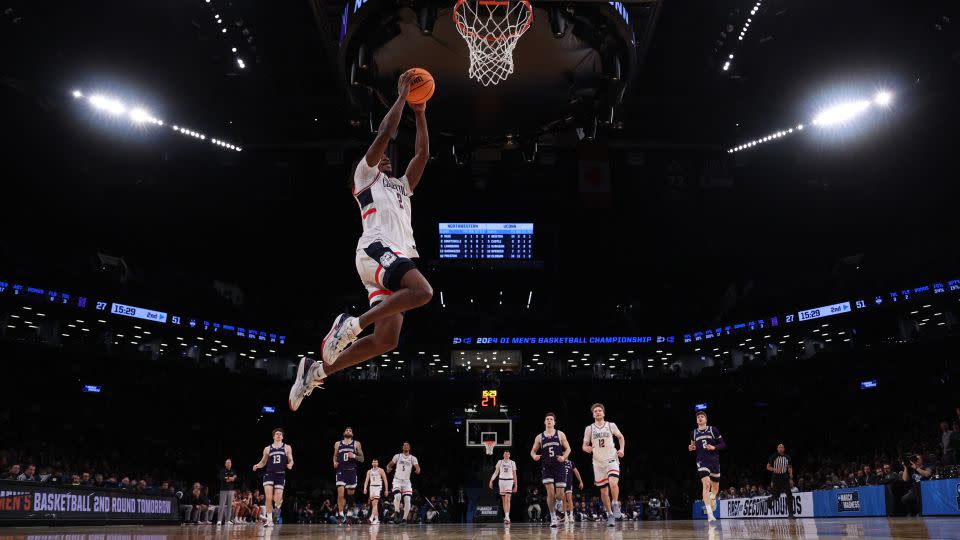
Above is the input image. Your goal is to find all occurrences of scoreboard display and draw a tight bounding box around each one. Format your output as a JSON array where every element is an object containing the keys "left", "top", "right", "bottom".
[{"left": 439, "top": 223, "right": 533, "bottom": 260}]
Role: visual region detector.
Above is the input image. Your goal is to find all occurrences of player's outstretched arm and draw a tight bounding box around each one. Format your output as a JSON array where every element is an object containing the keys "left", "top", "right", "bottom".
[
  {"left": 413, "top": 457, "right": 421, "bottom": 475},
  {"left": 363, "top": 471, "right": 370, "bottom": 494},
  {"left": 530, "top": 435, "right": 542, "bottom": 461},
  {"left": 354, "top": 441, "right": 365, "bottom": 464},
  {"left": 381, "top": 470, "right": 390, "bottom": 492},
  {"left": 386, "top": 455, "right": 397, "bottom": 474},
  {"left": 253, "top": 447, "right": 269, "bottom": 471},
  {"left": 713, "top": 430, "right": 726, "bottom": 451},
  {"left": 286, "top": 444, "right": 294, "bottom": 469},
  {"left": 333, "top": 442, "right": 340, "bottom": 469},
  {"left": 573, "top": 467, "right": 584, "bottom": 489},
  {"left": 559, "top": 431, "right": 572, "bottom": 461},
  {"left": 404, "top": 102, "right": 429, "bottom": 191},
  {"left": 489, "top": 460, "right": 501, "bottom": 487},
  {"left": 582, "top": 426, "right": 593, "bottom": 454},
  {"left": 364, "top": 71, "right": 412, "bottom": 167},
  {"left": 613, "top": 423, "right": 625, "bottom": 457}
]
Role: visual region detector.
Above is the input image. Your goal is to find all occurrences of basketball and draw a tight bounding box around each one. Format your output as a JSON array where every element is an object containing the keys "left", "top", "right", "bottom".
[{"left": 405, "top": 67, "right": 435, "bottom": 105}]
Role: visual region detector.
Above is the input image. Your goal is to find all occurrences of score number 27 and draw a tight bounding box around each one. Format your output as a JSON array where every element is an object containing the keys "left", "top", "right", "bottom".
[{"left": 481, "top": 390, "right": 498, "bottom": 408}]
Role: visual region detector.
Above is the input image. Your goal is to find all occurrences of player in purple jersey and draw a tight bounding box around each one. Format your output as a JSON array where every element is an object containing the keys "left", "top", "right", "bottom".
[
  {"left": 530, "top": 412, "right": 571, "bottom": 528},
  {"left": 687, "top": 411, "right": 724, "bottom": 522},
  {"left": 252, "top": 428, "right": 294, "bottom": 528},
  {"left": 333, "top": 427, "right": 365, "bottom": 524},
  {"left": 560, "top": 458, "right": 584, "bottom": 523}
]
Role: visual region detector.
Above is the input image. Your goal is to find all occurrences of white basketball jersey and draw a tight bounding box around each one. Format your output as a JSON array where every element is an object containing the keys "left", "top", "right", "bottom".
[
  {"left": 586, "top": 422, "right": 619, "bottom": 462},
  {"left": 368, "top": 468, "right": 383, "bottom": 487},
  {"left": 353, "top": 160, "right": 418, "bottom": 257},
  {"left": 497, "top": 459, "right": 516, "bottom": 480},
  {"left": 392, "top": 453, "right": 418, "bottom": 481}
]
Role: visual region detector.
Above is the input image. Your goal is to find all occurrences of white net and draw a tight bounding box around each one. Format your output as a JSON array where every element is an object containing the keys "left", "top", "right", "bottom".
[
  {"left": 453, "top": 0, "right": 533, "bottom": 86},
  {"left": 483, "top": 441, "right": 496, "bottom": 455}
]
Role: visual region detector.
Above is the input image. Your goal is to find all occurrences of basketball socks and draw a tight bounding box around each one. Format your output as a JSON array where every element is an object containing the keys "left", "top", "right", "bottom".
[{"left": 310, "top": 361, "right": 327, "bottom": 381}]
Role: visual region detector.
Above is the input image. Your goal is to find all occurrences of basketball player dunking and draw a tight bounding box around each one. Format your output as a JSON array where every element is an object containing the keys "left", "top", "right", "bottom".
[
  {"left": 561, "top": 458, "right": 584, "bottom": 523},
  {"left": 582, "top": 403, "right": 625, "bottom": 527},
  {"left": 386, "top": 442, "right": 420, "bottom": 523},
  {"left": 688, "top": 410, "right": 724, "bottom": 523},
  {"left": 488, "top": 450, "right": 518, "bottom": 525},
  {"left": 530, "top": 412, "right": 571, "bottom": 528},
  {"left": 333, "top": 427, "right": 365, "bottom": 524},
  {"left": 289, "top": 71, "right": 433, "bottom": 411},
  {"left": 363, "top": 458, "right": 389, "bottom": 525},
  {"left": 251, "top": 428, "right": 294, "bottom": 528}
]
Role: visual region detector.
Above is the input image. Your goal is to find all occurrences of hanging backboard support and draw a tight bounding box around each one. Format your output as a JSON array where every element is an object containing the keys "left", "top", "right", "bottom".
[{"left": 466, "top": 418, "right": 513, "bottom": 449}]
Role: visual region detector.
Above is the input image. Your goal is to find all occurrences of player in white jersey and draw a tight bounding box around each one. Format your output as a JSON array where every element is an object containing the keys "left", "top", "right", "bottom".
[
  {"left": 488, "top": 450, "right": 518, "bottom": 524},
  {"left": 386, "top": 442, "right": 420, "bottom": 523},
  {"left": 363, "top": 458, "right": 389, "bottom": 525},
  {"left": 582, "top": 403, "right": 626, "bottom": 527},
  {"left": 289, "top": 71, "right": 434, "bottom": 411}
]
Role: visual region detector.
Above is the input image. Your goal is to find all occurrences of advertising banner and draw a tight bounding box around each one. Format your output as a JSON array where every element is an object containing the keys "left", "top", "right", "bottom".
[
  {"left": 920, "top": 478, "right": 960, "bottom": 516},
  {"left": 0, "top": 482, "right": 179, "bottom": 523},
  {"left": 812, "top": 485, "right": 887, "bottom": 517},
  {"left": 719, "top": 492, "right": 814, "bottom": 519}
]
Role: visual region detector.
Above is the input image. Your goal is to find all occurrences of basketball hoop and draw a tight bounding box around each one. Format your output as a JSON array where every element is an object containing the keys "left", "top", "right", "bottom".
[
  {"left": 483, "top": 440, "right": 496, "bottom": 456},
  {"left": 453, "top": 0, "right": 534, "bottom": 86}
]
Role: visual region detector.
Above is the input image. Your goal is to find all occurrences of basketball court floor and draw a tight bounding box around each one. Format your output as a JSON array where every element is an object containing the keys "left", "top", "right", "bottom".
[{"left": 2, "top": 519, "right": 959, "bottom": 539}]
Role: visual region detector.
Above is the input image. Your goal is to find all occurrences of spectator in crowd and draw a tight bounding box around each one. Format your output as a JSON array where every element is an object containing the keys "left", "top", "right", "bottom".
[
  {"left": 942, "top": 421, "right": 957, "bottom": 465},
  {"left": 881, "top": 463, "right": 898, "bottom": 483},
  {"left": 80, "top": 472, "right": 92, "bottom": 486},
  {"left": 319, "top": 499, "right": 337, "bottom": 524},
  {"left": 299, "top": 500, "right": 315, "bottom": 524},
  {"left": 2, "top": 464, "right": 21, "bottom": 480},
  {"left": 217, "top": 458, "right": 238, "bottom": 527},
  {"left": 525, "top": 487, "right": 543, "bottom": 522},
  {"left": 16, "top": 464, "right": 37, "bottom": 482},
  {"left": 862, "top": 465, "right": 879, "bottom": 485},
  {"left": 119, "top": 476, "right": 131, "bottom": 490},
  {"left": 92, "top": 473, "right": 106, "bottom": 488},
  {"left": 900, "top": 453, "right": 932, "bottom": 516},
  {"left": 181, "top": 484, "right": 210, "bottom": 524},
  {"left": 69, "top": 474, "right": 81, "bottom": 486}
]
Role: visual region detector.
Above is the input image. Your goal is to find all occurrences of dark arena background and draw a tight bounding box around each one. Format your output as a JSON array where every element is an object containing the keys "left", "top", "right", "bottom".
[{"left": 2, "top": 0, "right": 960, "bottom": 538}]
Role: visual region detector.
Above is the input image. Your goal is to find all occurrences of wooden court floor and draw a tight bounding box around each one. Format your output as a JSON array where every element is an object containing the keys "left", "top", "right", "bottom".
[{"left": 1, "top": 518, "right": 959, "bottom": 539}]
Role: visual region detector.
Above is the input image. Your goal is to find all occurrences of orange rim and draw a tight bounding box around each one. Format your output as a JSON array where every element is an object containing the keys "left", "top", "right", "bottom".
[{"left": 453, "top": 0, "right": 534, "bottom": 43}]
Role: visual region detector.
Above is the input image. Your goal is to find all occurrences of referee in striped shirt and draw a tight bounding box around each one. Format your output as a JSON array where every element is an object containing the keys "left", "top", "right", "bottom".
[{"left": 765, "top": 443, "right": 795, "bottom": 518}]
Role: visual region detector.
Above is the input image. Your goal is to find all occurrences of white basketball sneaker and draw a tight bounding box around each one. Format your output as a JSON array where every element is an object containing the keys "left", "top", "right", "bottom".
[
  {"left": 288, "top": 357, "right": 324, "bottom": 411},
  {"left": 321, "top": 314, "right": 359, "bottom": 364}
]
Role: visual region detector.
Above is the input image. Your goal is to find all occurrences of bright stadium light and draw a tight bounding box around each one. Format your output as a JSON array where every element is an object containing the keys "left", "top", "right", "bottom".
[
  {"left": 874, "top": 90, "right": 892, "bottom": 106},
  {"left": 812, "top": 100, "right": 872, "bottom": 126},
  {"left": 129, "top": 108, "right": 151, "bottom": 123},
  {"left": 73, "top": 89, "right": 243, "bottom": 152},
  {"left": 88, "top": 94, "right": 126, "bottom": 115}
]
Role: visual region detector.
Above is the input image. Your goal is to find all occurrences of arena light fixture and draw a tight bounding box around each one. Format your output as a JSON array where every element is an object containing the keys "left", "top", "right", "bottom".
[
  {"left": 729, "top": 92, "right": 891, "bottom": 153},
  {"left": 73, "top": 89, "right": 243, "bottom": 152},
  {"left": 812, "top": 100, "right": 872, "bottom": 126}
]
